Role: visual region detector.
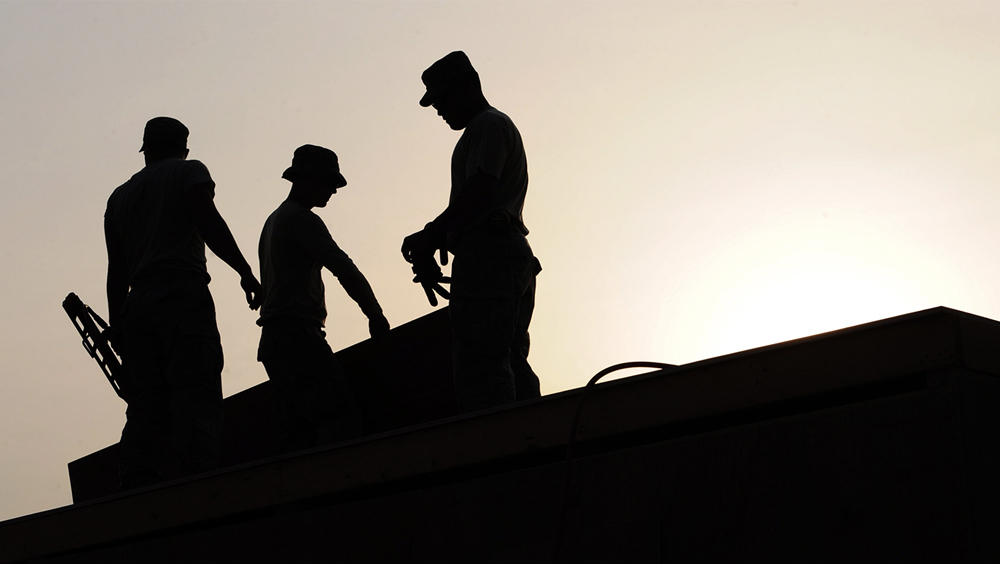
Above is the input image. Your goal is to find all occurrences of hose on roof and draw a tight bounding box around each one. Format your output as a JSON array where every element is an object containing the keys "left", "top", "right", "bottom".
[{"left": 551, "top": 361, "right": 676, "bottom": 563}]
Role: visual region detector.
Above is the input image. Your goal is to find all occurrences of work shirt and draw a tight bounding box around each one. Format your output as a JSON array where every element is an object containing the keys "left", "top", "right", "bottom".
[
  {"left": 105, "top": 158, "right": 213, "bottom": 287},
  {"left": 450, "top": 106, "right": 529, "bottom": 241},
  {"left": 257, "top": 199, "right": 381, "bottom": 327}
]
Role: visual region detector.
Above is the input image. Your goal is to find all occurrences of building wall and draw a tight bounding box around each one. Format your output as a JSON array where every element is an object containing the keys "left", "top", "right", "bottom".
[{"left": 41, "top": 369, "right": 1000, "bottom": 563}]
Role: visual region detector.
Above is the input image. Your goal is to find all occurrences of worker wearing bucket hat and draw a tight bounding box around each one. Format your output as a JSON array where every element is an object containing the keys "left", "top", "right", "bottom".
[{"left": 257, "top": 144, "right": 389, "bottom": 451}]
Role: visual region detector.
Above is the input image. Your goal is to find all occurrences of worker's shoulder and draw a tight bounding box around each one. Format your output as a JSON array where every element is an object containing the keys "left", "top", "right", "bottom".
[
  {"left": 105, "top": 167, "right": 146, "bottom": 212},
  {"left": 171, "top": 158, "right": 213, "bottom": 181},
  {"left": 473, "top": 106, "right": 515, "bottom": 127},
  {"left": 120, "top": 158, "right": 212, "bottom": 188},
  {"left": 271, "top": 199, "right": 324, "bottom": 229},
  {"left": 466, "top": 107, "right": 520, "bottom": 139},
  {"left": 140, "top": 159, "right": 213, "bottom": 188}
]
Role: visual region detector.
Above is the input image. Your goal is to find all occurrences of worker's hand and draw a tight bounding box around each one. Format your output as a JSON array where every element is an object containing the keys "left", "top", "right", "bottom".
[
  {"left": 411, "top": 254, "right": 451, "bottom": 306},
  {"left": 102, "top": 326, "right": 124, "bottom": 357},
  {"left": 368, "top": 314, "right": 391, "bottom": 339},
  {"left": 401, "top": 223, "right": 447, "bottom": 265},
  {"left": 241, "top": 274, "right": 263, "bottom": 310},
  {"left": 401, "top": 230, "right": 434, "bottom": 264}
]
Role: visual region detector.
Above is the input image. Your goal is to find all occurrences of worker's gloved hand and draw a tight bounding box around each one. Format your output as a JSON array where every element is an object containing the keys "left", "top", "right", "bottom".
[
  {"left": 411, "top": 253, "right": 451, "bottom": 306},
  {"left": 401, "top": 223, "right": 447, "bottom": 266}
]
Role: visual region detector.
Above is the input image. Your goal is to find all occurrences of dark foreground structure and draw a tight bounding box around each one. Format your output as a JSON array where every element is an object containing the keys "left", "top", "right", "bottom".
[{"left": 2, "top": 306, "right": 1000, "bottom": 563}]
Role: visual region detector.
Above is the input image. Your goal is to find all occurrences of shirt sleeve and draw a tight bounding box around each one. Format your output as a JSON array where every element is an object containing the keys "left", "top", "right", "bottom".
[
  {"left": 294, "top": 212, "right": 383, "bottom": 318},
  {"left": 181, "top": 160, "right": 216, "bottom": 197},
  {"left": 462, "top": 116, "right": 510, "bottom": 181}
]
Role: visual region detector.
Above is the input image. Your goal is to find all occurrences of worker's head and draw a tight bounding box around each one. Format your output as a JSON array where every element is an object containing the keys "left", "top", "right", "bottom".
[
  {"left": 140, "top": 117, "right": 189, "bottom": 163},
  {"left": 419, "top": 51, "right": 487, "bottom": 130},
  {"left": 283, "top": 144, "right": 347, "bottom": 208}
]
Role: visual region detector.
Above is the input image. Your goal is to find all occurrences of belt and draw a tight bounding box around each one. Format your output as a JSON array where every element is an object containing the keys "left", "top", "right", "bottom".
[{"left": 484, "top": 210, "right": 528, "bottom": 235}]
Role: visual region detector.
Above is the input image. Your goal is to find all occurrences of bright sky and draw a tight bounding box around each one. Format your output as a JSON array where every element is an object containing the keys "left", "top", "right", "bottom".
[{"left": 2, "top": 0, "right": 1000, "bottom": 521}]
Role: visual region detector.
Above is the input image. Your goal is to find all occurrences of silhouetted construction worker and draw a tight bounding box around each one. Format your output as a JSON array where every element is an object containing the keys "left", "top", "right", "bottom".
[
  {"left": 105, "top": 117, "right": 262, "bottom": 489},
  {"left": 257, "top": 145, "right": 390, "bottom": 452},
  {"left": 402, "top": 51, "right": 541, "bottom": 412}
]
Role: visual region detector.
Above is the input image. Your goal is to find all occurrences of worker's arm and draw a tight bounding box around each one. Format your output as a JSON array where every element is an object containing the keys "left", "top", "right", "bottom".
[
  {"left": 427, "top": 113, "right": 510, "bottom": 238},
  {"left": 429, "top": 171, "right": 498, "bottom": 235},
  {"left": 323, "top": 251, "right": 390, "bottom": 338},
  {"left": 401, "top": 171, "right": 498, "bottom": 263},
  {"left": 185, "top": 183, "right": 262, "bottom": 309},
  {"left": 301, "top": 217, "right": 390, "bottom": 338},
  {"left": 104, "top": 215, "right": 128, "bottom": 330}
]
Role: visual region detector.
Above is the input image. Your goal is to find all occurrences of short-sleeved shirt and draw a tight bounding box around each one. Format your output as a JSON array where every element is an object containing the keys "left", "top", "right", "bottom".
[
  {"left": 105, "top": 158, "right": 214, "bottom": 287},
  {"left": 450, "top": 106, "right": 529, "bottom": 237},
  {"left": 257, "top": 199, "right": 379, "bottom": 327}
]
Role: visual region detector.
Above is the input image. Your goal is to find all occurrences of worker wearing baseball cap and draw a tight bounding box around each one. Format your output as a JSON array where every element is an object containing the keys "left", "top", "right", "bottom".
[
  {"left": 403, "top": 51, "right": 541, "bottom": 412},
  {"left": 106, "top": 117, "right": 262, "bottom": 489}
]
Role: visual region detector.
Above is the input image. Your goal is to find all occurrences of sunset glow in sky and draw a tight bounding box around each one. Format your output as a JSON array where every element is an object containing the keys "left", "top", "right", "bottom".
[{"left": 3, "top": 1, "right": 1000, "bottom": 521}]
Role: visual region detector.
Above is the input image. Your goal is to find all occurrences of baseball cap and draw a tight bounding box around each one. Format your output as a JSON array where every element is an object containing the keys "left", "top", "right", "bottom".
[
  {"left": 139, "top": 117, "right": 189, "bottom": 153},
  {"left": 419, "top": 51, "right": 478, "bottom": 107}
]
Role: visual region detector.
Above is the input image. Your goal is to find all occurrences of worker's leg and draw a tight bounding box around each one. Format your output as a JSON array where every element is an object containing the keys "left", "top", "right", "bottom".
[
  {"left": 511, "top": 257, "right": 541, "bottom": 401},
  {"left": 118, "top": 308, "right": 170, "bottom": 489},
  {"left": 119, "top": 282, "right": 224, "bottom": 489},
  {"left": 161, "top": 284, "right": 224, "bottom": 475},
  {"left": 259, "top": 323, "right": 363, "bottom": 452},
  {"left": 450, "top": 253, "right": 534, "bottom": 412}
]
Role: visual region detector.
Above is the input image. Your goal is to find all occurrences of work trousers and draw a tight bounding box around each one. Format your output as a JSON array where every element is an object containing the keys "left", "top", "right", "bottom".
[
  {"left": 450, "top": 231, "right": 541, "bottom": 412},
  {"left": 258, "top": 320, "right": 364, "bottom": 453},
  {"left": 117, "top": 278, "right": 224, "bottom": 489}
]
